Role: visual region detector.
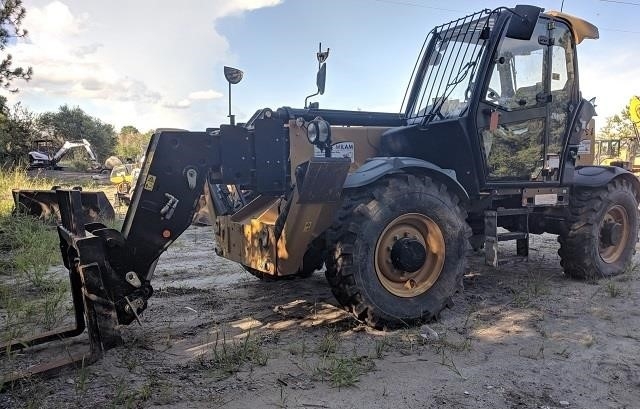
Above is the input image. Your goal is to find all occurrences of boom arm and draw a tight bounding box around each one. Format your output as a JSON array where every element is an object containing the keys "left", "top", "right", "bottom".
[
  {"left": 53, "top": 139, "right": 98, "bottom": 163},
  {"left": 54, "top": 120, "right": 348, "bottom": 353}
]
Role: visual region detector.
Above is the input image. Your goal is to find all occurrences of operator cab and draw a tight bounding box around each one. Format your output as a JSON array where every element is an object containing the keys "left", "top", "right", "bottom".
[{"left": 382, "top": 5, "right": 599, "bottom": 196}]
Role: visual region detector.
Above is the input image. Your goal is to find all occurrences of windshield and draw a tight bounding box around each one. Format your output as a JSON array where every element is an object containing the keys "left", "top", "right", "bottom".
[{"left": 402, "top": 9, "right": 496, "bottom": 124}]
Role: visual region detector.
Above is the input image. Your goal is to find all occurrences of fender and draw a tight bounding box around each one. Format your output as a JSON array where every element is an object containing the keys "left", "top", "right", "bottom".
[
  {"left": 344, "top": 157, "right": 469, "bottom": 201},
  {"left": 572, "top": 166, "right": 640, "bottom": 192}
]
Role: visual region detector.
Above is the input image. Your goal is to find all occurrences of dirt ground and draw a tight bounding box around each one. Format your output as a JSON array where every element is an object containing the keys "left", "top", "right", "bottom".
[{"left": 1, "top": 174, "right": 639, "bottom": 408}]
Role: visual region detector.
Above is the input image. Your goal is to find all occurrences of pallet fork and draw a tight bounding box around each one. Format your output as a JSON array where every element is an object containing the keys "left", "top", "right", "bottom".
[{"left": 1, "top": 190, "right": 122, "bottom": 389}]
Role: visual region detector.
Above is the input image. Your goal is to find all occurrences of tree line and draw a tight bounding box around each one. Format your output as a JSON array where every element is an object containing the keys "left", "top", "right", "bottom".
[
  {"left": 0, "top": 0, "right": 150, "bottom": 167},
  {"left": 0, "top": 100, "right": 151, "bottom": 166}
]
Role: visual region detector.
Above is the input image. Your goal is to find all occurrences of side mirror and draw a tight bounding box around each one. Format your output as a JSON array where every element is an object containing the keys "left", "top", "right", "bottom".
[
  {"left": 224, "top": 66, "right": 244, "bottom": 125},
  {"left": 224, "top": 66, "right": 243, "bottom": 85},
  {"left": 305, "top": 43, "right": 330, "bottom": 108},
  {"left": 506, "top": 5, "right": 542, "bottom": 41},
  {"left": 316, "top": 63, "right": 326, "bottom": 95}
]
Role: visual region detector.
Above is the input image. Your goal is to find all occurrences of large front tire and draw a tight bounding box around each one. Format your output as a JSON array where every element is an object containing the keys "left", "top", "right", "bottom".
[
  {"left": 558, "top": 178, "right": 639, "bottom": 279},
  {"left": 325, "top": 174, "right": 470, "bottom": 329}
]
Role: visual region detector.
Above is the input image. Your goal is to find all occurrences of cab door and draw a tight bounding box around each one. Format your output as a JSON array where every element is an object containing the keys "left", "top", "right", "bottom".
[{"left": 476, "top": 17, "right": 576, "bottom": 185}]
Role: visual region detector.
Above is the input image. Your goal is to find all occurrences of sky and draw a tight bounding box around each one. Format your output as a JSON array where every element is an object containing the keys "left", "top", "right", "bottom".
[{"left": 1, "top": 0, "right": 639, "bottom": 132}]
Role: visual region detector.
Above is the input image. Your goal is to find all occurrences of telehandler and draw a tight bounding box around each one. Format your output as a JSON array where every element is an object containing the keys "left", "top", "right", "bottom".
[{"left": 3, "top": 4, "right": 638, "bottom": 380}]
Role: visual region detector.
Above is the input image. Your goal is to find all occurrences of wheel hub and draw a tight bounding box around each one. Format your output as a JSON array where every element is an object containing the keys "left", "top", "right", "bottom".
[
  {"left": 601, "top": 221, "right": 623, "bottom": 247},
  {"left": 374, "top": 213, "right": 446, "bottom": 298},
  {"left": 390, "top": 238, "right": 427, "bottom": 273},
  {"left": 599, "top": 204, "right": 630, "bottom": 264}
]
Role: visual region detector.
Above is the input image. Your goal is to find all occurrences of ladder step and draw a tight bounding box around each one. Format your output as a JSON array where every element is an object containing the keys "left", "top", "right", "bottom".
[
  {"left": 493, "top": 208, "right": 531, "bottom": 216},
  {"left": 484, "top": 208, "right": 530, "bottom": 267},
  {"left": 496, "top": 232, "right": 528, "bottom": 241},
  {"left": 494, "top": 255, "right": 529, "bottom": 266}
]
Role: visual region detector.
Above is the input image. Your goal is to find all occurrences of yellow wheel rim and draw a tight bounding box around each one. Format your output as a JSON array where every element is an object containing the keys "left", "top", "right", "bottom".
[
  {"left": 599, "top": 204, "right": 630, "bottom": 264},
  {"left": 374, "top": 213, "right": 445, "bottom": 298}
]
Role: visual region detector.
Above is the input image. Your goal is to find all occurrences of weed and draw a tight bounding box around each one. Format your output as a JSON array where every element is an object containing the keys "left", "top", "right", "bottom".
[
  {"left": 75, "top": 356, "right": 89, "bottom": 397},
  {"left": 288, "top": 338, "right": 308, "bottom": 357},
  {"left": 438, "top": 349, "right": 464, "bottom": 378},
  {"left": 122, "top": 350, "right": 140, "bottom": 372},
  {"left": 428, "top": 332, "right": 473, "bottom": 354},
  {"left": 373, "top": 337, "right": 389, "bottom": 359},
  {"left": 0, "top": 168, "right": 59, "bottom": 214},
  {"left": 317, "top": 330, "right": 340, "bottom": 356},
  {"left": 137, "top": 381, "right": 152, "bottom": 402},
  {"left": 462, "top": 306, "right": 477, "bottom": 331},
  {"left": 314, "top": 355, "right": 375, "bottom": 388},
  {"left": 1, "top": 214, "right": 60, "bottom": 287},
  {"left": 39, "top": 279, "right": 69, "bottom": 330},
  {"left": 621, "top": 261, "right": 640, "bottom": 279},
  {"left": 605, "top": 280, "right": 622, "bottom": 298},
  {"left": 203, "top": 328, "right": 269, "bottom": 379},
  {"left": 511, "top": 270, "right": 550, "bottom": 308},
  {"left": 111, "top": 376, "right": 128, "bottom": 408}
]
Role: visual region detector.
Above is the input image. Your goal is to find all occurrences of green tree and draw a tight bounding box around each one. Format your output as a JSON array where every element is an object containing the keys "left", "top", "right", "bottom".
[
  {"left": 120, "top": 125, "right": 139, "bottom": 135},
  {"left": 38, "top": 105, "right": 116, "bottom": 163},
  {"left": 116, "top": 126, "right": 151, "bottom": 160},
  {"left": 599, "top": 106, "right": 638, "bottom": 141},
  {"left": 0, "top": 101, "right": 40, "bottom": 165},
  {"left": 0, "top": 0, "right": 32, "bottom": 91}
]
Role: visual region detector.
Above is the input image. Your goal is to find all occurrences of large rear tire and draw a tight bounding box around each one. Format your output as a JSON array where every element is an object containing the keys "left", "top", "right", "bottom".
[
  {"left": 325, "top": 174, "right": 470, "bottom": 329},
  {"left": 558, "top": 178, "right": 639, "bottom": 279}
]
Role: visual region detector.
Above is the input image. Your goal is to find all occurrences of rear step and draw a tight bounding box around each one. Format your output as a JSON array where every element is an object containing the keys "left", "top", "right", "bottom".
[{"left": 484, "top": 208, "right": 530, "bottom": 267}]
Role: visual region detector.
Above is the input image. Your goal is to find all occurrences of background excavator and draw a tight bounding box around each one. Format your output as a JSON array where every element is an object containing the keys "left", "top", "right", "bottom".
[
  {"left": 27, "top": 138, "right": 99, "bottom": 170},
  {"left": 12, "top": 138, "right": 114, "bottom": 225}
]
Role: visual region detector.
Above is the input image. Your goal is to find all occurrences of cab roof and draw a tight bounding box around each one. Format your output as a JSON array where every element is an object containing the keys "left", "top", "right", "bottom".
[{"left": 544, "top": 10, "right": 599, "bottom": 44}]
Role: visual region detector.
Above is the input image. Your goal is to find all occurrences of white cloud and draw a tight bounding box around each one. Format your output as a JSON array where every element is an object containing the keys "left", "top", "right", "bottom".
[
  {"left": 2, "top": 0, "right": 284, "bottom": 129},
  {"left": 214, "top": 0, "right": 283, "bottom": 17},
  {"left": 162, "top": 99, "right": 192, "bottom": 109},
  {"left": 25, "top": 1, "right": 87, "bottom": 39},
  {"left": 188, "top": 89, "right": 224, "bottom": 100}
]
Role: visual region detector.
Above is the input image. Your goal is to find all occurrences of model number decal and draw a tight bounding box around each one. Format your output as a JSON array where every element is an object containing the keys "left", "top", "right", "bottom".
[{"left": 314, "top": 141, "right": 355, "bottom": 163}]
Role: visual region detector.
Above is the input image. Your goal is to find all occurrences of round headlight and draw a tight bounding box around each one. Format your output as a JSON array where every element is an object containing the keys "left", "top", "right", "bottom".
[
  {"left": 317, "top": 120, "right": 330, "bottom": 143},
  {"left": 263, "top": 108, "right": 273, "bottom": 119},
  {"left": 307, "top": 122, "right": 318, "bottom": 143}
]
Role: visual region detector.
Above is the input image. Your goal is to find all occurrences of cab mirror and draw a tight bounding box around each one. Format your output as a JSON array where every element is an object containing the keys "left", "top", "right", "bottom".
[
  {"left": 506, "top": 5, "right": 542, "bottom": 40},
  {"left": 317, "top": 63, "right": 326, "bottom": 95}
]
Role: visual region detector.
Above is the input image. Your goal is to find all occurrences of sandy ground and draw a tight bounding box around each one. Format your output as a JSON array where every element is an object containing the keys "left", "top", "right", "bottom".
[{"left": 1, "top": 223, "right": 639, "bottom": 409}]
